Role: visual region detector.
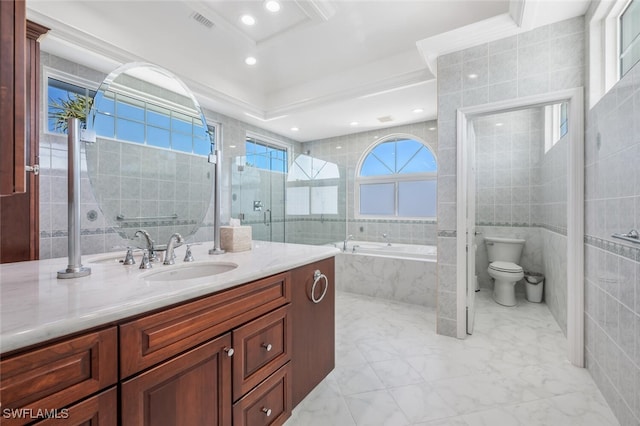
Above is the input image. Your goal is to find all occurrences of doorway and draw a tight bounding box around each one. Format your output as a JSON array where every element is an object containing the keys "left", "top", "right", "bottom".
[{"left": 456, "top": 88, "right": 585, "bottom": 367}]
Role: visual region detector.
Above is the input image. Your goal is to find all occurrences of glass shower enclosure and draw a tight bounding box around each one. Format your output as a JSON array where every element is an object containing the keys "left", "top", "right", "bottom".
[{"left": 230, "top": 140, "right": 346, "bottom": 246}]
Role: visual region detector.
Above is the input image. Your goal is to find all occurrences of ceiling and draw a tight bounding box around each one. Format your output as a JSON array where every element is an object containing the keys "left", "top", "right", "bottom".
[{"left": 27, "top": 0, "right": 590, "bottom": 142}]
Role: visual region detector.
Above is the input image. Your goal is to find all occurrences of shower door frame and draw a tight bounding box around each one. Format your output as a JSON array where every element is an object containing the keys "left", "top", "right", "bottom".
[{"left": 456, "top": 88, "right": 585, "bottom": 367}]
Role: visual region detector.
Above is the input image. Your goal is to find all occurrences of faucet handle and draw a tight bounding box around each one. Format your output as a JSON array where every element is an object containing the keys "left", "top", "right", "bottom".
[
  {"left": 123, "top": 247, "right": 136, "bottom": 265},
  {"left": 183, "top": 243, "right": 202, "bottom": 263},
  {"left": 139, "top": 249, "right": 152, "bottom": 269}
]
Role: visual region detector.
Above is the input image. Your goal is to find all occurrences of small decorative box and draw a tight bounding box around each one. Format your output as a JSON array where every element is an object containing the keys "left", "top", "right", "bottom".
[{"left": 220, "top": 226, "right": 252, "bottom": 252}]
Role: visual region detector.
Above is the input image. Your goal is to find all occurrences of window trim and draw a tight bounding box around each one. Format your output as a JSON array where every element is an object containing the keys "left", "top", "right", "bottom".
[
  {"left": 244, "top": 131, "right": 291, "bottom": 174},
  {"left": 42, "top": 67, "right": 100, "bottom": 136},
  {"left": 543, "top": 103, "right": 568, "bottom": 153},
  {"left": 588, "top": 0, "right": 635, "bottom": 108},
  {"left": 354, "top": 133, "right": 437, "bottom": 221},
  {"left": 620, "top": 0, "right": 640, "bottom": 76}
]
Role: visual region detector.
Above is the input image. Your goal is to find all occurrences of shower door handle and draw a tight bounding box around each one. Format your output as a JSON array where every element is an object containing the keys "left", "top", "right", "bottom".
[{"left": 263, "top": 209, "right": 271, "bottom": 226}]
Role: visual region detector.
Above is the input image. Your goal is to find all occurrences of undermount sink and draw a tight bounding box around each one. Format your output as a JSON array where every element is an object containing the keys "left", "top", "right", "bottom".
[{"left": 141, "top": 262, "right": 238, "bottom": 282}]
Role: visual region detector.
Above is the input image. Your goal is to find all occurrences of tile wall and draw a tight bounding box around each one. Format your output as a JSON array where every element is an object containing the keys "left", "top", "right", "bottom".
[
  {"left": 474, "top": 108, "right": 544, "bottom": 227},
  {"left": 584, "top": 58, "right": 640, "bottom": 424},
  {"left": 436, "top": 16, "right": 584, "bottom": 337}
]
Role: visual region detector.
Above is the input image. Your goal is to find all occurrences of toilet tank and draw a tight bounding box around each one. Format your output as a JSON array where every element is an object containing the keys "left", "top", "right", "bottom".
[{"left": 484, "top": 236, "right": 525, "bottom": 263}]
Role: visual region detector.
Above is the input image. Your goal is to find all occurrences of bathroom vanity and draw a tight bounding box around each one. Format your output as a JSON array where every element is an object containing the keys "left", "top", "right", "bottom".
[{"left": 0, "top": 242, "right": 337, "bottom": 425}]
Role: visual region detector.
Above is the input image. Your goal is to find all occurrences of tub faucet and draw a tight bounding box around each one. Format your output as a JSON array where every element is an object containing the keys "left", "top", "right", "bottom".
[
  {"left": 163, "top": 233, "right": 184, "bottom": 265},
  {"left": 343, "top": 235, "right": 353, "bottom": 252},
  {"left": 382, "top": 233, "right": 391, "bottom": 246}
]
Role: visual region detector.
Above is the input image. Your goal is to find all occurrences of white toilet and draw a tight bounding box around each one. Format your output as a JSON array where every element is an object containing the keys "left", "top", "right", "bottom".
[{"left": 485, "top": 236, "right": 526, "bottom": 306}]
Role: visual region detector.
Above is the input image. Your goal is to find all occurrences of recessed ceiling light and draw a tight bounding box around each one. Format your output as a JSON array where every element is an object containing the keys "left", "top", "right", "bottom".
[
  {"left": 350, "top": 121, "right": 358, "bottom": 126},
  {"left": 240, "top": 15, "right": 256, "bottom": 26},
  {"left": 291, "top": 127, "right": 299, "bottom": 132},
  {"left": 468, "top": 73, "right": 478, "bottom": 79},
  {"left": 265, "top": 0, "right": 281, "bottom": 12},
  {"left": 336, "top": 146, "right": 342, "bottom": 150},
  {"left": 245, "top": 56, "right": 257, "bottom": 66},
  {"left": 428, "top": 127, "right": 436, "bottom": 131},
  {"left": 413, "top": 108, "right": 424, "bottom": 113},
  {"left": 229, "top": 145, "right": 237, "bottom": 148},
  {"left": 495, "top": 122, "right": 504, "bottom": 127}
]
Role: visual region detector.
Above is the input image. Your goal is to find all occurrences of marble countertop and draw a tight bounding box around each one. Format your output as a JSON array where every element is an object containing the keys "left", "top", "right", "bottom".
[{"left": 0, "top": 241, "right": 338, "bottom": 354}]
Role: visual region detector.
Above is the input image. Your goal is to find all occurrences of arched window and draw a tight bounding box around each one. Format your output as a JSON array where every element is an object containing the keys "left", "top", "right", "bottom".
[{"left": 356, "top": 135, "right": 437, "bottom": 218}]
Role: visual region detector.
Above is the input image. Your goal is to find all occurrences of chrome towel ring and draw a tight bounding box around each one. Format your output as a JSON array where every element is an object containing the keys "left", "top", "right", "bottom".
[{"left": 311, "top": 270, "right": 329, "bottom": 304}]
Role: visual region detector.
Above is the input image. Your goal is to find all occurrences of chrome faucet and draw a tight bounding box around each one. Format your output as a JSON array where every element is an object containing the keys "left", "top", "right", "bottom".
[
  {"left": 343, "top": 235, "right": 353, "bottom": 252},
  {"left": 382, "top": 233, "right": 391, "bottom": 246},
  {"left": 163, "top": 233, "right": 184, "bottom": 265},
  {"left": 135, "top": 230, "right": 157, "bottom": 261}
]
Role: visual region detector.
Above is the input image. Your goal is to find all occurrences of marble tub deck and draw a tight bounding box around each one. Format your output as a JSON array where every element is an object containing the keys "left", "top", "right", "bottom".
[{"left": 285, "top": 290, "right": 619, "bottom": 426}]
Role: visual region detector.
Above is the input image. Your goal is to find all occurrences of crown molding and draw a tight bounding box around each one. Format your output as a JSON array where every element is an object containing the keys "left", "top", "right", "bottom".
[
  {"left": 415, "top": 0, "right": 545, "bottom": 76},
  {"left": 265, "top": 69, "right": 434, "bottom": 118},
  {"left": 416, "top": 13, "right": 521, "bottom": 76},
  {"left": 294, "top": 0, "right": 336, "bottom": 22}
]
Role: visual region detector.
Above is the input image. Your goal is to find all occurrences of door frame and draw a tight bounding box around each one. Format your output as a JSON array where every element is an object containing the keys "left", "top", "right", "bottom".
[{"left": 455, "top": 88, "right": 585, "bottom": 367}]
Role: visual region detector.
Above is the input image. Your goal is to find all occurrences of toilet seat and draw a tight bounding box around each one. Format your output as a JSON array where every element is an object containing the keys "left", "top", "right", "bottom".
[{"left": 489, "top": 261, "right": 523, "bottom": 274}]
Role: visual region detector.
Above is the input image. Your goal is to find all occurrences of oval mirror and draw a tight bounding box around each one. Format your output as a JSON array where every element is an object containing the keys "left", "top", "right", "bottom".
[{"left": 85, "top": 63, "right": 213, "bottom": 246}]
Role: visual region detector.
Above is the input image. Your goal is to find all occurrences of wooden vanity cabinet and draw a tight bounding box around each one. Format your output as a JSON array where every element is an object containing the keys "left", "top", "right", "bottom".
[
  {"left": 290, "top": 257, "right": 336, "bottom": 407},
  {"left": 0, "top": 327, "right": 118, "bottom": 426},
  {"left": 1, "top": 256, "right": 335, "bottom": 425},
  {"left": 119, "top": 272, "right": 293, "bottom": 426}
]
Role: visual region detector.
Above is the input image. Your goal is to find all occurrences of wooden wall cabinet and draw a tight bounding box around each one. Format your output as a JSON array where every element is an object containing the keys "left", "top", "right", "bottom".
[
  {"left": 0, "top": 0, "right": 48, "bottom": 262},
  {"left": 0, "top": 0, "right": 27, "bottom": 195}
]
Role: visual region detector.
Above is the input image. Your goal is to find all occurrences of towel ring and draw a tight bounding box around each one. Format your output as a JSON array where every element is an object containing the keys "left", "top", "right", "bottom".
[{"left": 311, "top": 270, "right": 329, "bottom": 304}]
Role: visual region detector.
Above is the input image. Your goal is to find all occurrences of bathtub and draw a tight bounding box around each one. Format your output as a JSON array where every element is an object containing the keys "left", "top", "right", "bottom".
[
  {"left": 333, "top": 241, "right": 437, "bottom": 307},
  {"left": 342, "top": 241, "right": 437, "bottom": 261}
]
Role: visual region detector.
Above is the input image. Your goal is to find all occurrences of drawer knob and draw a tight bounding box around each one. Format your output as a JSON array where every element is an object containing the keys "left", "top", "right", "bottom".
[
  {"left": 224, "top": 347, "right": 235, "bottom": 357},
  {"left": 262, "top": 343, "right": 273, "bottom": 351},
  {"left": 262, "top": 407, "right": 272, "bottom": 417}
]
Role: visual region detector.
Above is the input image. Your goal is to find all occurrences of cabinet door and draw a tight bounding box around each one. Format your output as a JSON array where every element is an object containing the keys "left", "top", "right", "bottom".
[
  {"left": 290, "top": 257, "right": 335, "bottom": 407},
  {"left": 121, "top": 334, "right": 232, "bottom": 426}
]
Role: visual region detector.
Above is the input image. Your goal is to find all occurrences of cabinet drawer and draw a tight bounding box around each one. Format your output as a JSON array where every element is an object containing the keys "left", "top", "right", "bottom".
[
  {"left": 233, "top": 305, "right": 291, "bottom": 401},
  {"left": 233, "top": 363, "right": 291, "bottom": 426},
  {"left": 33, "top": 387, "right": 117, "bottom": 426},
  {"left": 120, "top": 272, "right": 290, "bottom": 378},
  {"left": 0, "top": 327, "right": 117, "bottom": 426}
]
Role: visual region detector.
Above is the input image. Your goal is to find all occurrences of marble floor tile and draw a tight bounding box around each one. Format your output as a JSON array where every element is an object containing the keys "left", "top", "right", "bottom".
[
  {"left": 389, "top": 382, "right": 458, "bottom": 423},
  {"left": 344, "top": 390, "right": 410, "bottom": 425},
  {"left": 285, "top": 290, "right": 619, "bottom": 426}
]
